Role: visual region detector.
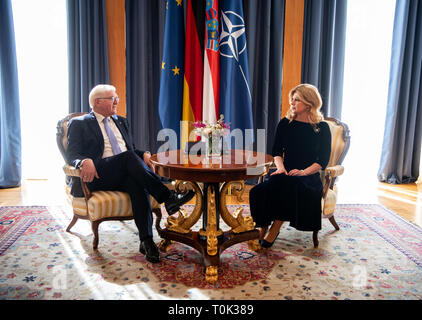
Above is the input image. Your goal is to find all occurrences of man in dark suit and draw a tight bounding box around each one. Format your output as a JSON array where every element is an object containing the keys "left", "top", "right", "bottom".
[{"left": 66, "top": 84, "right": 194, "bottom": 263}]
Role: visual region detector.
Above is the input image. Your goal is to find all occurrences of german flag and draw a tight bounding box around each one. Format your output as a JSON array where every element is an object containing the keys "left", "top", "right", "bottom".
[{"left": 181, "top": 0, "right": 206, "bottom": 150}]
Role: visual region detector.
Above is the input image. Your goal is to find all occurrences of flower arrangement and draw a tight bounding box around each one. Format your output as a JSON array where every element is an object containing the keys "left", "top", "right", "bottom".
[
  {"left": 192, "top": 114, "right": 230, "bottom": 158},
  {"left": 192, "top": 114, "right": 230, "bottom": 138}
]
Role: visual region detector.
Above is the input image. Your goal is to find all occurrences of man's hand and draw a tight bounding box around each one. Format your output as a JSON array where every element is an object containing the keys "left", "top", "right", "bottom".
[
  {"left": 143, "top": 152, "right": 155, "bottom": 172},
  {"left": 80, "top": 159, "right": 99, "bottom": 183}
]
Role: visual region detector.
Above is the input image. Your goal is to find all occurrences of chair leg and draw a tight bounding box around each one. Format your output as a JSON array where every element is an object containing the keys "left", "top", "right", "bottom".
[
  {"left": 66, "top": 215, "right": 79, "bottom": 232},
  {"left": 91, "top": 221, "right": 100, "bottom": 250},
  {"left": 152, "top": 208, "right": 163, "bottom": 233},
  {"left": 313, "top": 231, "right": 319, "bottom": 248},
  {"left": 329, "top": 216, "right": 340, "bottom": 230}
]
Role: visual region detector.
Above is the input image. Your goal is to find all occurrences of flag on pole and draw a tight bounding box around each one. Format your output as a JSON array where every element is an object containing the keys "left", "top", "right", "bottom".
[
  {"left": 219, "top": 0, "right": 254, "bottom": 145},
  {"left": 158, "top": 0, "right": 185, "bottom": 148},
  {"left": 181, "top": 0, "right": 206, "bottom": 150},
  {"left": 202, "top": 0, "right": 220, "bottom": 124}
]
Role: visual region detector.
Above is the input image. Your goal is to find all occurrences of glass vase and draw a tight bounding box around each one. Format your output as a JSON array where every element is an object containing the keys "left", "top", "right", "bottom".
[{"left": 206, "top": 134, "right": 222, "bottom": 159}]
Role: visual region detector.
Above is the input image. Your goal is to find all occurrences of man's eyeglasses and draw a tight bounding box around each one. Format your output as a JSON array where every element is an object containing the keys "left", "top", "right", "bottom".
[{"left": 98, "top": 96, "right": 119, "bottom": 103}]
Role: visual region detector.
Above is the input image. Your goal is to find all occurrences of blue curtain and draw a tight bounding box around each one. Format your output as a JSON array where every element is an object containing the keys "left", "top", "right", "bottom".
[
  {"left": 67, "top": 0, "right": 110, "bottom": 113},
  {"left": 301, "top": 0, "right": 347, "bottom": 119},
  {"left": 125, "top": 0, "right": 166, "bottom": 153},
  {"left": 0, "top": 0, "right": 21, "bottom": 188},
  {"left": 378, "top": 0, "right": 422, "bottom": 184},
  {"left": 244, "top": 0, "right": 285, "bottom": 154}
]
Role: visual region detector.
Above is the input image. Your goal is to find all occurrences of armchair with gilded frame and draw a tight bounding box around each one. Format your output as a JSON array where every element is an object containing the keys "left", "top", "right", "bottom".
[{"left": 56, "top": 112, "right": 163, "bottom": 250}]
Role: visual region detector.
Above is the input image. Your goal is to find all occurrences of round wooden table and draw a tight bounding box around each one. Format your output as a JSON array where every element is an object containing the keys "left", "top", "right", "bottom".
[{"left": 150, "top": 149, "right": 273, "bottom": 283}]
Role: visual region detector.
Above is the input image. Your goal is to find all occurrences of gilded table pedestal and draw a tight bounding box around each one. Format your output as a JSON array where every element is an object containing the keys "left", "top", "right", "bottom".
[{"left": 151, "top": 149, "right": 273, "bottom": 283}]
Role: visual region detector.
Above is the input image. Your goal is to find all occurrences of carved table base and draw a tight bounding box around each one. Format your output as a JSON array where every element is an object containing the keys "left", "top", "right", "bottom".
[{"left": 154, "top": 180, "right": 260, "bottom": 283}]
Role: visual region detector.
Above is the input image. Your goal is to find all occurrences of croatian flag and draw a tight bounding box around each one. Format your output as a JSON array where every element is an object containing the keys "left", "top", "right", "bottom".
[
  {"left": 202, "top": 0, "right": 220, "bottom": 124},
  {"left": 219, "top": 0, "right": 254, "bottom": 144}
]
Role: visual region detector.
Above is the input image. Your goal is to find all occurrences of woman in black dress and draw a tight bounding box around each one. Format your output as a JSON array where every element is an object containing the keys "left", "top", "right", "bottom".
[{"left": 250, "top": 84, "right": 331, "bottom": 248}]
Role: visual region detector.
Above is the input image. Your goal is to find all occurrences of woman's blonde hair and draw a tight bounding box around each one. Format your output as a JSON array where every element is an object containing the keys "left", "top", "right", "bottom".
[{"left": 286, "top": 84, "right": 324, "bottom": 127}]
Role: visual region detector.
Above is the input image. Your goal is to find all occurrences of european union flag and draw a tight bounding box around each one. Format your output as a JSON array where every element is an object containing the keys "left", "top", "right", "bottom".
[
  {"left": 158, "top": 0, "right": 185, "bottom": 146},
  {"left": 219, "top": 0, "right": 254, "bottom": 147}
]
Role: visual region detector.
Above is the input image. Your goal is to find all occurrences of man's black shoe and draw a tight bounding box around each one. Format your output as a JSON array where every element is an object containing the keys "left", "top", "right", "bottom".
[
  {"left": 164, "top": 190, "right": 195, "bottom": 215},
  {"left": 139, "top": 238, "right": 160, "bottom": 263}
]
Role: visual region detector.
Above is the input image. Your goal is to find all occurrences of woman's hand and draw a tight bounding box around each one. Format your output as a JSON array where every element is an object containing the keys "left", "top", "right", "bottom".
[
  {"left": 287, "top": 169, "right": 306, "bottom": 176},
  {"left": 271, "top": 156, "right": 287, "bottom": 176},
  {"left": 288, "top": 163, "right": 322, "bottom": 176},
  {"left": 270, "top": 168, "right": 287, "bottom": 176}
]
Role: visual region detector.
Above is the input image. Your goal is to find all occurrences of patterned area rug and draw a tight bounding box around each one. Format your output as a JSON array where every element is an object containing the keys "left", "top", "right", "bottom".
[{"left": 0, "top": 204, "right": 421, "bottom": 300}]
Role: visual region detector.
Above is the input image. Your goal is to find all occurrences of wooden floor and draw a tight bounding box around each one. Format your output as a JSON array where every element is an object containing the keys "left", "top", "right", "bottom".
[
  {"left": 1, "top": 176, "right": 421, "bottom": 228},
  {"left": 377, "top": 182, "right": 422, "bottom": 227}
]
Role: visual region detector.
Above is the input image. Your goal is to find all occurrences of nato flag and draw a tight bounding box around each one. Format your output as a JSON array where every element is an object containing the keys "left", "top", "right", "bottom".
[
  {"left": 219, "top": 0, "right": 254, "bottom": 146},
  {"left": 158, "top": 0, "right": 185, "bottom": 146}
]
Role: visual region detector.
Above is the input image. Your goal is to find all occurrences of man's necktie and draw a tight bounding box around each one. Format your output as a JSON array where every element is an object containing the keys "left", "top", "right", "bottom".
[{"left": 103, "top": 118, "right": 122, "bottom": 155}]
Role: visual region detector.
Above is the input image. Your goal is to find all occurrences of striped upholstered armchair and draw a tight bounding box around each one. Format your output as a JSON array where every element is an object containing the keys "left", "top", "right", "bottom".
[{"left": 56, "top": 113, "right": 162, "bottom": 250}]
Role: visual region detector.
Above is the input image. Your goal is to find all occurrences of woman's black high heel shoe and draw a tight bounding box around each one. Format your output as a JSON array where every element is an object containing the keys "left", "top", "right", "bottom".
[{"left": 259, "top": 232, "right": 280, "bottom": 248}]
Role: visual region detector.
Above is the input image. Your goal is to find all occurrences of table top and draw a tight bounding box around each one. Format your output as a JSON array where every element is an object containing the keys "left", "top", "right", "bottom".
[{"left": 150, "top": 149, "right": 274, "bottom": 183}]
